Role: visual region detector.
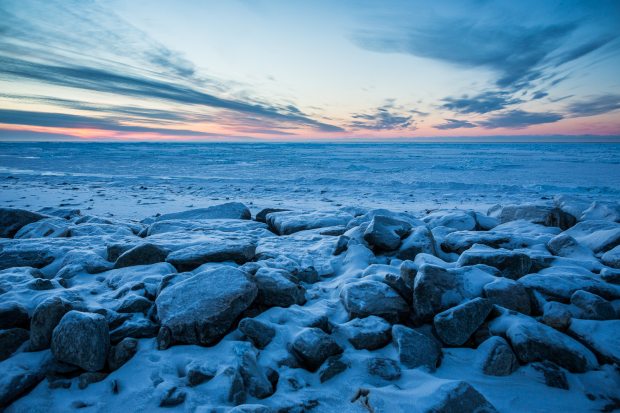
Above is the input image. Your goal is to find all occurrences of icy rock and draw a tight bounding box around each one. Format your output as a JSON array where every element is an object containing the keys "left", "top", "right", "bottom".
[
  {"left": 107, "top": 337, "right": 138, "bottom": 371},
  {"left": 492, "top": 204, "right": 576, "bottom": 230},
  {"left": 547, "top": 233, "right": 594, "bottom": 259},
  {"left": 475, "top": 212, "right": 500, "bottom": 230},
  {"left": 239, "top": 318, "right": 276, "bottom": 349},
  {"left": 37, "top": 207, "right": 80, "bottom": 220},
  {"left": 266, "top": 210, "right": 353, "bottom": 235},
  {"left": 318, "top": 355, "right": 349, "bottom": 383},
  {"left": 337, "top": 315, "right": 391, "bottom": 350},
  {"left": 166, "top": 240, "right": 256, "bottom": 271},
  {"left": 186, "top": 361, "right": 215, "bottom": 386},
  {"left": 68, "top": 223, "right": 134, "bottom": 237},
  {"left": 29, "top": 296, "right": 73, "bottom": 351},
  {"left": 602, "top": 245, "right": 620, "bottom": 269},
  {"left": 51, "top": 311, "right": 110, "bottom": 372},
  {"left": 291, "top": 328, "right": 343, "bottom": 371},
  {"left": 117, "top": 294, "right": 152, "bottom": 314},
  {"left": 155, "top": 202, "right": 251, "bottom": 221},
  {"left": 212, "top": 366, "right": 247, "bottom": 405},
  {"left": 568, "top": 319, "right": 620, "bottom": 364},
  {"left": 0, "top": 351, "right": 51, "bottom": 408},
  {"left": 253, "top": 267, "right": 306, "bottom": 308},
  {"left": 0, "top": 244, "right": 54, "bottom": 270},
  {"left": 235, "top": 343, "right": 274, "bottom": 399},
  {"left": 477, "top": 336, "right": 519, "bottom": 376},
  {"left": 580, "top": 201, "right": 620, "bottom": 222},
  {"left": 55, "top": 249, "right": 113, "bottom": 276},
  {"left": 571, "top": 290, "right": 615, "bottom": 320},
  {"left": 483, "top": 278, "right": 531, "bottom": 314},
  {"left": 255, "top": 208, "right": 289, "bottom": 223},
  {"left": 0, "top": 208, "right": 47, "bottom": 238},
  {"left": 422, "top": 210, "right": 477, "bottom": 231},
  {"left": 541, "top": 302, "right": 572, "bottom": 331},
  {"left": 0, "top": 328, "right": 29, "bottom": 361},
  {"left": 562, "top": 220, "right": 620, "bottom": 253},
  {"left": 14, "top": 217, "right": 70, "bottom": 239},
  {"left": 114, "top": 243, "right": 168, "bottom": 268},
  {"left": 0, "top": 301, "right": 30, "bottom": 329},
  {"left": 156, "top": 267, "right": 257, "bottom": 346},
  {"left": 396, "top": 225, "right": 436, "bottom": 260},
  {"left": 532, "top": 361, "right": 569, "bottom": 390},
  {"left": 363, "top": 215, "right": 412, "bottom": 251},
  {"left": 419, "top": 381, "right": 498, "bottom": 413},
  {"left": 457, "top": 244, "right": 531, "bottom": 279},
  {"left": 392, "top": 325, "right": 441, "bottom": 371},
  {"left": 519, "top": 268, "right": 620, "bottom": 301},
  {"left": 367, "top": 357, "right": 401, "bottom": 381},
  {"left": 340, "top": 280, "right": 409, "bottom": 323},
  {"left": 109, "top": 317, "right": 159, "bottom": 343},
  {"left": 434, "top": 298, "right": 492, "bottom": 346},
  {"left": 601, "top": 267, "right": 620, "bottom": 284},
  {"left": 442, "top": 231, "right": 511, "bottom": 254}
]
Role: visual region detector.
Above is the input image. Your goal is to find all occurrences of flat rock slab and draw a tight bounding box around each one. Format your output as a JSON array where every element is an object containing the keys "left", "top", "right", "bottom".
[
  {"left": 341, "top": 280, "right": 409, "bottom": 323},
  {"left": 568, "top": 319, "right": 620, "bottom": 364},
  {"left": 155, "top": 202, "right": 251, "bottom": 221},
  {"left": 434, "top": 298, "right": 492, "bottom": 346},
  {"left": 266, "top": 210, "right": 353, "bottom": 235},
  {"left": 166, "top": 239, "right": 256, "bottom": 271}
]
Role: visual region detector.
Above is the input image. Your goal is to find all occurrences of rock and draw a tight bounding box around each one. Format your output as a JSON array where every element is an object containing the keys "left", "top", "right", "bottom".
[
  {"left": 110, "top": 318, "right": 159, "bottom": 343},
  {"left": 580, "top": 201, "right": 620, "bottom": 222},
  {"left": 155, "top": 202, "right": 251, "bottom": 221},
  {"left": 37, "top": 207, "right": 80, "bottom": 220},
  {"left": 291, "top": 328, "right": 343, "bottom": 371},
  {"left": 340, "top": 280, "right": 409, "bottom": 323},
  {"left": 107, "top": 337, "right": 138, "bottom": 371},
  {"left": 363, "top": 215, "right": 412, "bottom": 251},
  {"left": 0, "top": 351, "right": 51, "bottom": 408},
  {"left": 235, "top": 343, "right": 274, "bottom": 399},
  {"left": 253, "top": 267, "right": 306, "bottom": 308},
  {"left": 492, "top": 204, "right": 576, "bottom": 230},
  {"left": 570, "top": 290, "right": 615, "bottom": 320},
  {"left": 518, "top": 267, "right": 620, "bottom": 301},
  {"left": 0, "top": 208, "right": 47, "bottom": 238},
  {"left": 568, "top": 319, "right": 620, "bottom": 364},
  {"left": 0, "top": 301, "right": 30, "bottom": 330},
  {"left": 117, "top": 295, "right": 152, "bottom": 314},
  {"left": 0, "top": 246, "right": 54, "bottom": 270},
  {"left": 337, "top": 316, "right": 391, "bottom": 350},
  {"left": 562, "top": 220, "right": 620, "bottom": 253},
  {"left": 483, "top": 278, "right": 531, "bottom": 314},
  {"left": 78, "top": 372, "right": 108, "bottom": 389},
  {"left": 419, "top": 381, "right": 498, "bottom": 413},
  {"left": 477, "top": 336, "right": 519, "bottom": 376},
  {"left": 51, "top": 311, "right": 110, "bottom": 372},
  {"left": 392, "top": 325, "right": 441, "bottom": 371},
  {"left": 14, "top": 217, "right": 70, "bottom": 239},
  {"left": 213, "top": 366, "right": 246, "bottom": 405},
  {"left": 547, "top": 234, "right": 594, "bottom": 259},
  {"left": 333, "top": 235, "right": 349, "bottom": 255},
  {"left": 29, "top": 296, "right": 73, "bottom": 351},
  {"left": 601, "top": 267, "right": 620, "bottom": 284},
  {"left": 367, "top": 357, "right": 401, "bottom": 381},
  {"left": 156, "top": 267, "right": 257, "bottom": 346},
  {"left": 159, "top": 386, "right": 186, "bottom": 407},
  {"left": 186, "top": 362, "right": 215, "bottom": 387},
  {"left": 602, "top": 245, "right": 620, "bottom": 269},
  {"left": 114, "top": 243, "right": 168, "bottom": 268},
  {"left": 0, "top": 328, "right": 29, "bottom": 361},
  {"left": 532, "top": 361, "right": 569, "bottom": 390},
  {"left": 442, "top": 231, "right": 511, "bottom": 254},
  {"left": 255, "top": 208, "right": 289, "bottom": 223},
  {"left": 434, "top": 298, "right": 492, "bottom": 346},
  {"left": 266, "top": 210, "right": 353, "bottom": 235},
  {"left": 457, "top": 245, "right": 531, "bottom": 279},
  {"left": 318, "top": 355, "right": 349, "bottom": 383},
  {"left": 422, "top": 210, "right": 477, "bottom": 231},
  {"left": 397, "top": 225, "right": 436, "bottom": 260},
  {"left": 238, "top": 318, "right": 276, "bottom": 349},
  {"left": 166, "top": 241, "right": 256, "bottom": 271}
]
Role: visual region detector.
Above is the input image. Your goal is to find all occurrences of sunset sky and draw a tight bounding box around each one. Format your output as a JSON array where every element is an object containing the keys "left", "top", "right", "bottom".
[{"left": 1, "top": 0, "right": 619, "bottom": 141}]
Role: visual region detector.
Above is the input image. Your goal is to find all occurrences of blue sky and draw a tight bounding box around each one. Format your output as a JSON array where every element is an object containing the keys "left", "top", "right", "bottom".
[{"left": 0, "top": 0, "right": 619, "bottom": 140}]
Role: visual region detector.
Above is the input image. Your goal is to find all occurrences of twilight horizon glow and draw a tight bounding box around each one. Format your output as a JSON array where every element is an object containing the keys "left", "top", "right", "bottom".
[{"left": 1, "top": 0, "right": 619, "bottom": 141}]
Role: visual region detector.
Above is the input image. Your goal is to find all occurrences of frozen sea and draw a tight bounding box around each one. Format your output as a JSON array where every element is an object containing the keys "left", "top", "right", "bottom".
[{"left": 1, "top": 142, "right": 619, "bottom": 219}]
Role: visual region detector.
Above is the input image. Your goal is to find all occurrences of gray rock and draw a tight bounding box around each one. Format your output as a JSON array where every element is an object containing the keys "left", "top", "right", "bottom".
[
  {"left": 110, "top": 318, "right": 159, "bottom": 344},
  {"left": 340, "top": 280, "right": 409, "bottom": 323},
  {"left": 532, "top": 361, "right": 569, "bottom": 389},
  {"left": 0, "top": 301, "right": 29, "bottom": 330},
  {"left": 434, "top": 298, "right": 492, "bottom": 346},
  {"left": 0, "top": 246, "right": 54, "bottom": 271},
  {"left": 253, "top": 267, "right": 306, "bottom": 308},
  {"left": 0, "top": 328, "right": 29, "bottom": 361},
  {"left": 114, "top": 243, "right": 168, "bottom": 268},
  {"left": 318, "top": 355, "right": 349, "bottom": 383},
  {"left": 420, "top": 381, "right": 498, "bottom": 413},
  {"left": 492, "top": 204, "right": 575, "bottom": 230},
  {"left": 29, "top": 296, "right": 73, "bottom": 351},
  {"left": 266, "top": 210, "right": 353, "bottom": 235},
  {"left": 442, "top": 231, "right": 511, "bottom": 254},
  {"left": 186, "top": 362, "right": 215, "bottom": 387},
  {"left": 363, "top": 215, "right": 412, "bottom": 251},
  {"left": 0, "top": 208, "right": 47, "bottom": 238},
  {"left": 571, "top": 290, "right": 615, "bottom": 320},
  {"left": 602, "top": 245, "right": 620, "bottom": 269},
  {"left": 392, "top": 325, "right": 441, "bottom": 371},
  {"left": 155, "top": 202, "right": 251, "bottom": 221},
  {"left": 519, "top": 270, "right": 620, "bottom": 301},
  {"left": 568, "top": 319, "right": 620, "bottom": 365},
  {"left": 397, "top": 225, "right": 436, "bottom": 260},
  {"left": 338, "top": 316, "right": 391, "bottom": 350},
  {"left": 239, "top": 318, "right": 276, "bottom": 349},
  {"left": 367, "top": 357, "right": 401, "bottom": 381},
  {"left": 117, "top": 295, "right": 152, "bottom": 314},
  {"left": 14, "top": 217, "right": 70, "bottom": 239},
  {"left": 166, "top": 241, "right": 256, "bottom": 271},
  {"left": 255, "top": 208, "right": 289, "bottom": 223},
  {"left": 563, "top": 220, "right": 620, "bottom": 253},
  {"left": 51, "top": 311, "right": 110, "bottom": 372},
  {"left": 547, "top": 234, "right": 593, "bottom": 259},
  {"left": 78, "top": 372, "right": 108, "bottom": 389},
  {"left": 235, "top": 343, "right": 274, "bottom": 399},
  {"left": 457, "top": 245, "right": 531, "bottom": 279},
  {"left": 477, "top": 336, "right": 519, "bottom": 376},
  {"left": 541, "top": 302, "right": 572, "bottom": 331},
  {"left": 483, "top": 278, "right": 531, "bottom": 314},
  {"left": 291, "top": 328, "right": 343, "bottom": 371},
  {"left": 422, "top": 210, "right": 477, "bottom": 231},
  {"left": 107, "top": 337, "right": 138, "bottom": 371},
  {"left": 156, "top": 267, "right": 257, "bottom": 346}
]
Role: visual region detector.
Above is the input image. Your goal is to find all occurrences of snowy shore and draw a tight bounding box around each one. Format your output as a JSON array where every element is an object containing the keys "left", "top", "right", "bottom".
[{"left": 1, "top": 198, "right": 619, "bottom": 412}]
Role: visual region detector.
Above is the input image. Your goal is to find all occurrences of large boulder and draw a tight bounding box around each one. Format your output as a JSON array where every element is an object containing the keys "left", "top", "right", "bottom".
[
  {"left": 340, "top": 280, "right": 409, "bottom": 323},
  {"left": 363, "top": 215, "right": 412, "bottom": 251},
  {"left": 166, "top": 240, "right": 256, "bottom": 271},
  {"left": 291, "top": 328, "right": 343, "bottom": 371},
  {"left": 29, "top": 296, "right": 73, "bottom": 351},
  {"left": 0, "top": 208, "right": 47, "bottom": 238},
  {"left": 155, "top": 267, "right": 257, "bottom": 346},
  {"left": 253, "top": 268, "right": 306, "bottom": 308},
  {"left": 570, "top": 290, "right": 615, "bottom": 320},
  {"left": 422, "top": 210, "right": 477, "bottom": 231},
  {"left": 392, "top": 325, "right": 441, "bottom": 371},
  {"left": 491, "top": 204, "right": 576, "bottom": 230},
  {"left": 568, "top": 319, "right": 620, "bottom": 365},
  {"left": 51, "top": 311, "right": 110, "bottom": 372},
  {"left": 546, "top": 234, "right": 594, "bottom": 259},
  {"left": 397, "top": 225, "right": 436, "bottom": 259},
  {"left": 114, "top": 243, "right": 168, "bottom": 268},
  {"left": 518, "top": 268, "right": 620, "bottom": 301},
  {"left": 434, "top": 298, "right": 492, "bottom": 346},
  {"left": 457, "top": 245, "right": 531, "bottom": 279},
  {"left": 155, "top": 202, "right": 251, "bottom": 221},
  {"left": 266, "top": 210, "right": 353, "bottom": 235},
  {"left": 337, "top": 316, "right": 391, "bottom": 350},
  {"left": 14, "top": 217, "right": 71, "bottom": 239},
  {"left": 483, "top": 278, "right": 531, "bottom": 314},
  {"left": 562, "top": 220, "right": 620, "bottom": 253},
  {"left": 477, "top": 336, "right": 519, "bottom": 376}
]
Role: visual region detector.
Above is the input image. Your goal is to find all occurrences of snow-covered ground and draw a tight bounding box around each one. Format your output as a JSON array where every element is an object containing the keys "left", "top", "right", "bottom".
[{"left": 1, "top": 143, "right": 619, "bottom": 412}]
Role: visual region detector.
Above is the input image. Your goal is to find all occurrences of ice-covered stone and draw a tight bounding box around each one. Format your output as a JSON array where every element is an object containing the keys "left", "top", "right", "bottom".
[
  {"left": 29, "top": 296, "right": 73, "bottom": 351},
  {"left": 367, "top": 357, "right": 401, "bottom": 380},
  {"left": 363, "top": 215, "right": 412, "bottom": 251},
  {"left": 253, "top": 267, "right": 306, "bottom": 308},
  {"left": 519, "top": 267, "right": 620, "bottom": 301},
  {"left": 291, "top": 328, "right": 343, "bottom": 371},
  {"left": 239, "top": 318, "right": 276, "bottom": 349},
  {"left": 0, "top": 208, "right": 47, "bottom": 238},
  {"left": 107, "top": 337, "right": 138, "bottom": 371},
  {"left": 392, "top": 325, "right": 441, "bottom": 371},
  {"left": 477, "top": 336, "right": 519, "bottom": 376},
  {"left": 51, "top": 311, "right": 110, "bottom": 371},
  {"left": 492, "top": 204, "right": 576, "bottom": 230},
  {"left": 419, "top": 381, "right": 498, "bottom": 413},
  {"left": 340, "top": 280, "right": 409, "bottom": 323},
  {"left": 14, "top": 217, "right": 70, "bottom": 239},
  {"left": 166, "top": 240, "right": 256, "bottom": 271},
  {"left": 422, "top": 210, "right": 477, "bottom": 231},
  {"left": 457, "top": 244, "right": 532, "bottom": 279},
  {"left": 397, "top": 225, "right": 436, "bottom": 259},
  {"left": 155, "top": 202, "right": 251, "bottom": 221},
  {"left": 0, "top": 301, "right": 30, "bottom": 330},
  {"left": 267, "top": 210, "right": 353, "bottom": 235},
  {"left": 547, "top": 233, "right": 594, "bottom": 259},
  {"left": 571, "top": 290, "right": 615, "bottom": 320},
  {"left": 483, "top": 278, "right": 531, "bottom": 314},
  {"left": 337, "top": 315, "right": 391, "bottom": 350},
  {"left": 602, "top": 245, "right": 620, "bottom": 269},
  {"left": 568, "top": 319, "right": 620, "bottom": 364},
  {"left": 0, "top": 328, "right": 29, "bottom": 361},
  {"left": 434, "top": 298, "right": 492, "bottom": 346},
  {"left": 114, "top": 243, "right": 168, "bottom": 268},
  {"left": 562, "top": 220, "right": 620, "bottom": 253}
]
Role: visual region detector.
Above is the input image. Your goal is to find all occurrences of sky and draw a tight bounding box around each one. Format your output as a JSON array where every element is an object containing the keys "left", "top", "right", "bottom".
[{"left": 0, "top": 0, "right": 619, "bottom": 141}]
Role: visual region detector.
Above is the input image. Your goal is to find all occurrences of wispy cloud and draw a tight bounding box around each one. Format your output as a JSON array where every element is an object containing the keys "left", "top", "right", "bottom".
[
  {"left": 441, "top": 91, "right": 522, "bottom": 114},
  {"left": 350, "top": 101, "right": 415, "bottom": 131},
  {"left": 434, "top": 118, "right": 477, "bottom": 130},
  {"left": 478, "top": 109, "right": 563, "bottom": 129},
  {"left": 567, "top": 94, "right": 620, "bottom": 117}
]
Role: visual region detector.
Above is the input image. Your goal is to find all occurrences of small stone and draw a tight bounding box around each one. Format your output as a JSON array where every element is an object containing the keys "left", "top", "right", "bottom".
[
  {"left": 434, "top": 298, "right": 492, "bottom": 346},
  {"left": 0, "top": 328, "right": 30, "bottom": 361},
  {"left": 367, "top": 357, "right": 401, "bottom": 381},
  {"left": 238, "top": 318, "right": 276, "bottom": 350},
  {"left": 337, "top": 316, "right": 391, "bottom": 350},
  {"left": 107, "top": 338, "right": 138, "bottom": 371},
  {"left": 78, "top": 372, "right": 108, "bottom": 389},
  {"left": 477, "top": 336, "right": 519, "bottom": 376},
  {"left": 318, "top": 356, "right": 349, "bottom": 383},
  {"left": 159, "top": 386, "right": 186, "bottom": 407},
  {"left": 392, "top": 325, "right": 441, "bottom": 371},
  {"left": 532, "top": 361, "right": 569, "bottom": 390},
  {"left": 291, "top": 328, "right": 343, "bottom": 371}
]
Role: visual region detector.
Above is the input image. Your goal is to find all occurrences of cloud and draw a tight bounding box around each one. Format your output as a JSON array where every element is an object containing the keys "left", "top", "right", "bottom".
[
  {"left": 567, "top": 94, "right": 620, "bottom": 117},
  {"left": 434, "top": 119, "right": 477, "bottom": 130},
  {"left": 441, "top": 91, "right": 522, "bottom": 114},
  {"left": 532, "top": 91, "right": 549, "bottom": 100},
  {"left": 478, "top": 109, "right": 563, "bottom": 129},
  {"left": 350, "top": 101, "right": 415, "bottom": 130}
]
